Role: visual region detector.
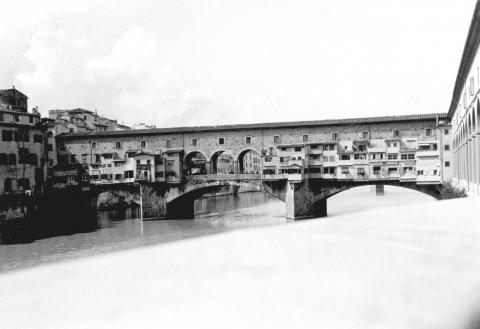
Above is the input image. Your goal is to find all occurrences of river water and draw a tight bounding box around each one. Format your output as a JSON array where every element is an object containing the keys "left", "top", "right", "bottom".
[{"left": 0, "top": 186, "right": 434, "bottom": 273}]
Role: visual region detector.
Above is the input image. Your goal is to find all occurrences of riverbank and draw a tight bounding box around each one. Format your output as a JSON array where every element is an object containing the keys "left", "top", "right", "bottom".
[{"left": 1, "top": 197, "right": 479, "bottom": 328}]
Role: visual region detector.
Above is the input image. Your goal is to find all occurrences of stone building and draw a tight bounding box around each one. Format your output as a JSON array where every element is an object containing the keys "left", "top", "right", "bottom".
[
  {"left": 49, "top": 108, "right": 131, "bottom": 133},
  {"left": 0, "top": 88, "right": 47, "bottom": 194},
  {"left": 447, "top": 0, "right": 480, "bottom": 195},
  {"left": 56, "top": 113, "right": 451, "bottom": 185}
]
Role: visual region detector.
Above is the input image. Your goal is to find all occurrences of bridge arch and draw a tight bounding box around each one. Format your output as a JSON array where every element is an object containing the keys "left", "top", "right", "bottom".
[{"left": 236, "top": 148, "right": 262, "bottom": 174}]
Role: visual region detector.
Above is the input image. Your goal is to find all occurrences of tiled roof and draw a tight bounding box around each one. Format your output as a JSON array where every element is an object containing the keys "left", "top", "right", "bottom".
[{"left": 57, "top": 113, "right": 448, "bottom": 140}]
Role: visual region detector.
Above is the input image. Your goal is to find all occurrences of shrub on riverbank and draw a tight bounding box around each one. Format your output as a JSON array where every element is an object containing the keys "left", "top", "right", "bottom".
[{"left": 439, "top": 182, "right": 468, "bottom": 200}]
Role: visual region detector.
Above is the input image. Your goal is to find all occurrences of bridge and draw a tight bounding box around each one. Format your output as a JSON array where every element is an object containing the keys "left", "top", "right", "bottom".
[{"left": 57, "top": 113, "right": 451, "bottom": 219}]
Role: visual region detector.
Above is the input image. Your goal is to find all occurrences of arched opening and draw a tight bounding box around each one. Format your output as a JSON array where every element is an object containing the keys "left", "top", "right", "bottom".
[
  {"left": 4, "top": 178, "right": 12, "bottom": 193},
  {"left": 237, "top": 149, "right": 261, "bottom": 174},
  {"left": 210, "top": 150, "right": 235, "bottom": 174},
  {"left": 8, "top": 153, "right": 16, "bottom": 165},
  {"left": 326, "top": 185, "right": 437, "bottom": 217},
  {"left": 184, "top": 151, "right": 207, "bottom": 176}
]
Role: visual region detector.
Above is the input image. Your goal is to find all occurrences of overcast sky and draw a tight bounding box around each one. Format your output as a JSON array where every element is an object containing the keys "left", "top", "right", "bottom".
[{"left": 0, "top": 0, "right": 476, "bottom": 127}]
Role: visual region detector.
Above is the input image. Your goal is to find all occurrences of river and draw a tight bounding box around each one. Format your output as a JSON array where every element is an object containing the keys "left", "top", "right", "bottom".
[{"left": 0, "top": 186, "right": 435, "bottom": 273}]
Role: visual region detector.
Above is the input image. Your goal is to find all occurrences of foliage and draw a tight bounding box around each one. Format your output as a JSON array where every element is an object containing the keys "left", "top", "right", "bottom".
[{"left": 439, "top": 182, "right": 468, "bottom": 200}]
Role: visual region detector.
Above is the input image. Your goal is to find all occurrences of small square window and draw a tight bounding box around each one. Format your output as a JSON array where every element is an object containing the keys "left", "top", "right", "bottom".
[
  {"left": 14, "top": 114, "right": 20, "bottom": 122},
  {"left": 444, "top": 129, "right": 449, "bottom": 135},
  {"left": 331, "top": 133, "right": 338, "bottom": 141},
  {"left": 445, "top": 161, "right": 450, "bottom": 167},
  {"left": 29, "top": 116, "right": 34, "bottom": 123},
  {"left": 192, "top": 138, "right": 198, "bottom": 146},
  {"left": 245, "top": 136, "right": 252, "bottom": 144},
  {"left": 141, "top": 140, "right": 146, "bottom": 148},
  {"left": 219, "top": 137, "right": 225, "bottom": 145},
  {"left": 425, "top": 129, "right": 432, "bottom": 137},
  {"left": 302, "top": 134, "right": 308, "bottom": 142},
  {"left": 393, "top": 130, "right": 400, "bottom": 138},
  {"left": 274, "top": 135, "right": 280, "bottom": 144},
  {"left": 444, "top": 145, "right": 450, "bottom": 151},
  {"left": 166, "top": 139, "right": 172, "bottom": 148},
  {"left": 92, "top": 142, "right": 96, "bottom": 149},
  {"left": 362, "top": 131, "right": 369, "bottom": 139},
  {"left": 115, "top": 142, "right": 122, "bottom": 149}
]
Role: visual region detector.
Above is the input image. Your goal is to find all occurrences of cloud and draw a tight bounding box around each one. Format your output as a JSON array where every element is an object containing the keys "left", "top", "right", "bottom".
[
  {"left": 85, "top": 26, "right": 159, "bottom": 82},
  {"left": 15, "top": 26, "right": 86, "bottom": 89}
]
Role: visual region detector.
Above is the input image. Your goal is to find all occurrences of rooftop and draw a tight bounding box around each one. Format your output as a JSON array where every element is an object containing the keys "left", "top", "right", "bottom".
[{"left": 58, "top": 113, "right": 448, "bottom": 140}]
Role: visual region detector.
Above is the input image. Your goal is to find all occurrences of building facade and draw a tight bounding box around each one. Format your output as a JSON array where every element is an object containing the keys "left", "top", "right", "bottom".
[
  {"left": 448, "top": 0, "right": 480, "bottom": 195},
  {"left": 56, "top": 113, "right": 451, "bottom": 186},
  {"left": 0, "top": 88, "right": 47, "bottom": 194}
]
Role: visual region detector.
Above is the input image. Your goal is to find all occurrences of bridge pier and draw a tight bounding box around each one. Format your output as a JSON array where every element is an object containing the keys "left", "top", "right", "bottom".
[
  {"left": 285, "top": 181, "right": 327, "bottom": 219},
  {"left": 375, "top": 184, "right": 385, "bottom": 196}
]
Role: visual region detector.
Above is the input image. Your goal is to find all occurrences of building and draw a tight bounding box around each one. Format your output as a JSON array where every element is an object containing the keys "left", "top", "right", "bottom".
[
  {"left": 447, "top": 0, "right": 480, "bottom": 195},
  {"left": 56, "top": 113, "right": 451, "bottom": 185},
  {"left": 132, "top": 123, "right": 156, "bottom": 130},
  {"left": 49, "top": 108, "right": 131, "bottom": 133},
  {"left": 0, "top": 88, "right": 47, "bottom": 194}
]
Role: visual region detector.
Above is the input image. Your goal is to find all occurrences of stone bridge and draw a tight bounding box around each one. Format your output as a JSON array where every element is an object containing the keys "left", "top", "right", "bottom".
[{"left": 90, "top": 174, "right": 442, "bottom": 219}]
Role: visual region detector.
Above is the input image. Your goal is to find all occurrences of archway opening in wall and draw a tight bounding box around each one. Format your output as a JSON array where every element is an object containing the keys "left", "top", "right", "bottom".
[
  {"left": 326, "top": 185, "right": 437, "bottom": 217},
  {"left": 210, "top": 150, "right": 235, "bottom": 174},
  {"left": 237, "top": 149, "right": 262, "bottom": 174},
  {"left": 184, "top": 151, "right": 207, "bottom": 176}
]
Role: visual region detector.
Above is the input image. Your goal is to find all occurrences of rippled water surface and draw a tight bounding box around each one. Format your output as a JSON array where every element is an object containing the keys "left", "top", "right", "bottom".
[{"left": 0, "top": 186, "right": 435, "bottom": 273}]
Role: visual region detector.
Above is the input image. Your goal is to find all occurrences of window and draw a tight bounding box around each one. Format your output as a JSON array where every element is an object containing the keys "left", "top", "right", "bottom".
[
  {"left": 167, "top": 160, "right": 175, "bottom": 167},
  {"left": 387, "top": 143, "right": 391, "bottom": 147},
  {"left": 147, "top": 160, "right": 151, "bottom": 165},
  {"left": 115, "top": 141, "right": 122, "bottom": 149},
  {"left": 387, "top": 154, "right": 398, "bottom": 160},
  {"left": 388, "top": 167, "right": 398, "bottom": 174},
  {"left": 323, "top": 167, "right": 336, "bottom": 174},
  {"left": 393, "top": 143, "right": 398, "bottom": 147},
  {"left": 294, "top": 147, "right": 301, "bottom": 152},
  {"left": 303, "top": 134, "right": 308, "bottom": 142},
  {"left": 373, "top": 166, "right": 381, "bottom": 174},
  {"left": 34, "top": 134, "right": 43, "bottom": 143},
  {"left": 340, "top": 154, "right": 350, "bottom": 160},
  {"left": 2, "top": 130, "right": 13, "bottom": 141},
  {"left": 264, "top": 156, "right": 272, "bottom": 162},
  {"left": 95, "top": 154, "right": 101, "bottom": 163},
  {"left": 166, "top": 139, "right": 172, "bottom": 148},
  {"left": 331, "top": 133, "right": 338, "bottom": 141},
  {"left": 341, "top": 167, "right": 349, "bottom": 174},
  {"left": 425, "top": 128, "right": 432, "bottom": 137},
  {"left": 29, "top": 116, "right": 34, "bottom": 123},
  {"left": 408, "top": 154, "right": 415, "bottom": 160},
  {"left": 393, "top": 130, "right": 400, "bottom": 138},
  {"left": 433, "top": 170, "right": 438, "bottom": 175},
  {"left": 14, "top": 114, "right": 19, "bottom": 122},
  {"left": 136, "top": 160, "right": 140, "bottom": 165},
  {"left": 141, "top": 140, "right": 146, "bottom": 148},
  {"left": 155, "top": 172, "right": 164, "bottom": 178},
  {"left": 444, "top": 129, "right": 449, "bottom": 135},
  {"left": 362, "top": 131, "right": 369, "bottom": 139},
  {"left": 417, "top": 170, "right": 424, "bottom": 175},
  {"left": 0, "top": 113, "right": 3, "bottom": 121},
  {"left": 274, "top": 135, "right": 280, "bottom": 144},
  {"left": 444, "top": 145, "right": 450, "bottom": 151},
  {"left": 445, "top": 161, "right": 450, "bottom": 167},
  {"left": 192, "top": 138, "right": 197, "bottom": 146},
  {"left": 92, "top": 142, "right": 96, "bottom": 149},
  {"left": 245, "top": 136, "right": 252, "bottom": 144},
  {"left": 218, "top": 137, "right": 225, "bottom": 145},
  {"left": 0, "top": 153, "right": 6, "bottom": 165},
  {"left": 18, "top": 148, "right": 29, "bottom": 164},
  {"left": 70, "top": 155, "right": 76, "bottom": 164}
]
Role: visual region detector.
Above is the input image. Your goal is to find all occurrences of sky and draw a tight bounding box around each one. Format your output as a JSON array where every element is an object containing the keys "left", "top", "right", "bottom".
[{"left": 0, "top": 0, "right": 476, "bottom": 128}]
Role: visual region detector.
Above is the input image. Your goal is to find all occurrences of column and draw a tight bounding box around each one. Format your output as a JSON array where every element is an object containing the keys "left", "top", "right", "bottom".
[{"left": 375, "top": 184, "right": 384, "bottom": 196}]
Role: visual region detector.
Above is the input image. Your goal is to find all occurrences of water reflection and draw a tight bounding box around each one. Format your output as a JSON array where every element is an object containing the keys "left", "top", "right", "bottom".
[
  {"left": 0, "top": 192, "right": 285, "bottom": 273},
  {"left": 0, "top": 187, "right": 434, "bottom": 274}
]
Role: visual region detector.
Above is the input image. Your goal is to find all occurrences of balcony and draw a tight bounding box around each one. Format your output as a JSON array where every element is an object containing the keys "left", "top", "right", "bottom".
[{"left": 308, "top": 159, "right": 323, "bottom": 166}]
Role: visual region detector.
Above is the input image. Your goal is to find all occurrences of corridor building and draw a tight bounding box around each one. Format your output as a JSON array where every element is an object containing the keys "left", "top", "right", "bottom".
[{"left": 448, "top": 0, "right": 480, "bottom": 195}]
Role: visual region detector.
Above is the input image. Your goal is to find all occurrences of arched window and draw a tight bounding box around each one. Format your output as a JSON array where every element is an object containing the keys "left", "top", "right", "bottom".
[
  {"left": 18, "top": 178, "right": 30, "bottom": 190},
  {"left": 4, "top": 178, "right": 12, "bottom": 192},
  {"left": 8, "top": 153, "right": 16, "bottom": 165},
  {"left": 29, "top": 153, "right": 38, "bottom": 166},
  {"left": 0, "top": 153, "right": 7, "bottom": 165}
]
